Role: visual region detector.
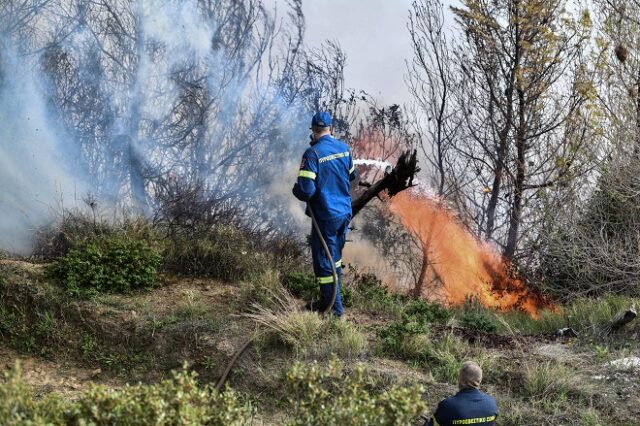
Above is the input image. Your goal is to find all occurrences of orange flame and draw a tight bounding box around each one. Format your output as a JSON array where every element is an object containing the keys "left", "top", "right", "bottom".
[{"left": 389, "top": 189, "right": 552, "bottom": 318}]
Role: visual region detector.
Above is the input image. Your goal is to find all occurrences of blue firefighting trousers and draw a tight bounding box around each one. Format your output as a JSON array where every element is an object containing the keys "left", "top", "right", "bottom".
[{"left": 310, "top": 214, "right": 351, "bottom": 317}]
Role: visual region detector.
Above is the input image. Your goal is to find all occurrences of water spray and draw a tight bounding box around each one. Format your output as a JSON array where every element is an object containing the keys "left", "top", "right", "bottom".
[{"left": 353, "top": 159, "right": 392, "bottom": 170}]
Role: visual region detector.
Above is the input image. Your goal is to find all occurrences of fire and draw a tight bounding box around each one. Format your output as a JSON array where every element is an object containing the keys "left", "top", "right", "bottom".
[{"left": 388, "top": 188, "right": 552, "bottom": 317}]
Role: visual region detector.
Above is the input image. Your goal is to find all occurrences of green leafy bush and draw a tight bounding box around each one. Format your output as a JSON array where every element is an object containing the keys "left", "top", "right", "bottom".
[
  {"left": 378, "top": 314, "right": 478, "bottom": 383},
  {"left": 163, "top": 225, "right": 268, "bottom": 281},
  {"left": 67, "top": 368, "right": 254, "bottom": 425},
  {"left": 34, "top": 212, "right": 156, "bottom": 260},
  {"left": 380, "top": 326, "right": 478, "bottom": 384},
  {"left": 342, "top": 286, "right": 353, "bottom": 307},
  {"left": 458, "top": 298, "right": 499, "bottom": 333},
  {"left": 404, "top": 300, "right": 452, "bottom": 324},
  {"left": 0, "top": 364, "right": 254, "bottom": 425},
  {"left": 378, "top": 300, "right": 452, "bottom": 360},
  {"left": 460, "top": 311, "right": 499, "bottom": 333},
  {"left": 354, "top": 271, "right": 392, "bottom": 302},
  {"left": 283, "top": 271, "right": 317, "bottom": 300},
  {"left": 378, "top": 316, "right": 430, "bottom": 360},
  {"left": 0, "top": 364, "right": 66, "bottom": 425},
  {"left": 349, "top": 268, "right": 407, "bottom": 313},
  {"left": 48, "top": 234, "right": 161, "bottom": 296},
  {"left": 285, "top": 358, "right": 426, "bottom": 425}
]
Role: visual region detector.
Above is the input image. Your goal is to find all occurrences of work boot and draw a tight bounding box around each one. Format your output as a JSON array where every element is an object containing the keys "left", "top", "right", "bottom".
[
  {"left": 304, "top": 300, "right": 323, "bottom": 312},
  {"left": 305, "top": 300, "right": 343, "bottom": 317}
]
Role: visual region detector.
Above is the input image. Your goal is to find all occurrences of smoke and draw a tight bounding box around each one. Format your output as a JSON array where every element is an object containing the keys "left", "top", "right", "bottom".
[
  {"left": 343, "top": 234, "right": 398, "bottom": 287},
  {"left": 0, "top": 41, "right": 84, "bottom": 254},
  {"left": 141, "top": 0, "right": 213, "bottom": 57},
  {"left": 0, "top": 0, "right": 317, "bottom": 254},
  {"left": 135, "top": 0, "right": 216, "bottom": 122},
  {"left": 268, "top": 155, "right": 309, "bottom": 230}
]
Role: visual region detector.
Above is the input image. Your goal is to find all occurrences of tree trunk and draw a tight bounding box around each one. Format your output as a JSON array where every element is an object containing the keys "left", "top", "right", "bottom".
[
  {"left": 485, "top": 122, "right": 508, "bottom": 240},
  {"left": 436, "top": 85, "right": 447, "bottom": 196},
  {"left": 504, "top": 87, "right": 527, "bottom": 260},
  {"left": 128, "top": 139, "right": 146, "bottom": 208},
  {"left": 635, "top": 67, "right": 640, "bottom": 157},
  {"left": 128, "top": 18, "right": 146, "bottom": 210},
  {"left": 412, "top": 252, "right": 429, "bottom": 298},
  {"left": 485, "top": 55, "right": 516, "bottom": 241}
]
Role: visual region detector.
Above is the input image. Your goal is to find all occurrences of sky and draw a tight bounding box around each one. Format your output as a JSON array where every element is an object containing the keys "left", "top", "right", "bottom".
[
  {"left": 302, "top": 0, "right": 416, "bottom": 105},
  {"left": 266, "top": 0, "right": 457, "bottom": 105}
]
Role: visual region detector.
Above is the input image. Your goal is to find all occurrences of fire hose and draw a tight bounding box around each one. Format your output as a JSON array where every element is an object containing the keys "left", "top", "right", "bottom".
[{"left": 214, "top": 203, "right": 338, "bottom": 392}]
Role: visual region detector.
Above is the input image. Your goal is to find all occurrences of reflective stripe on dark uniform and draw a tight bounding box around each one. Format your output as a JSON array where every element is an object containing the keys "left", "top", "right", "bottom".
[
  {"left": 425, "top": 389, "right": 498, "bottom": 426},
  {"left": 292, "top": 134, "right": 357, "bottom": 317}
]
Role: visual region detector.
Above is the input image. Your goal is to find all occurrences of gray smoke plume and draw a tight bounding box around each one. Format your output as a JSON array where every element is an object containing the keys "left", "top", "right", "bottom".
[
  {"left": 0, "top": 41, "right": 84, "bottom": 255},
  {"left": 0, "top": 0, "right": 318, "bottom": 254}
]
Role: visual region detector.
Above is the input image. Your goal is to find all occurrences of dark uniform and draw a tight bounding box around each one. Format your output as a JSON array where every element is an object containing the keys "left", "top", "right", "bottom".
[
  {"left": 426, "top": 389, "right": 498, "bottom": 426},
  {"left": 292, "top": 116, "right": 356, "bottom": 317}
]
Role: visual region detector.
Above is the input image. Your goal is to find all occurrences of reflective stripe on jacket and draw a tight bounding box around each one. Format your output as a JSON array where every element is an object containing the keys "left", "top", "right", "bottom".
[
  {"left": 292, "top": 134, "right": 357, "bottom": 221},
  {"left": 427, "top": 389, "right": 498, "bottom": 426}
]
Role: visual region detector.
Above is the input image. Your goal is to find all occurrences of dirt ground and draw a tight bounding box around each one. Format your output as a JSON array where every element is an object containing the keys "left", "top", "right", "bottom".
[
  {"left": 0, "top": 346, "right": 122, "bottom": 397},
  {"left": 2, "top": 259, "right": 640, "bottom": 424}
]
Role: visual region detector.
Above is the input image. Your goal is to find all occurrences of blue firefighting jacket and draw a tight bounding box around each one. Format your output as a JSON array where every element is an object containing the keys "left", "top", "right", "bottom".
[
  {"left": 426, "top": 389, "right": 498, "bottom": 426},
  {"left": 292, "top": 134, "right": 357, "bottom": 221}
]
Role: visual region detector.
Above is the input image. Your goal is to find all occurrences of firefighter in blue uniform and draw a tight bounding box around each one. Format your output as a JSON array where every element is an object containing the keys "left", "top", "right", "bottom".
[
  {"left": 292, "top": 111, "right": 357, "bottom": 317},
  {"left": 425, "top": 361, "right": 498, "bottom": 426}
]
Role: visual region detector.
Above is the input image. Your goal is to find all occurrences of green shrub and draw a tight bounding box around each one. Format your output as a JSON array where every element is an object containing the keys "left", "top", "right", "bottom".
[
  {"left": 34, "top": 212, "right": 156, "bottom": 260},
  {"left": 0, "top": 364, "right": 66, "bottom": 425},
  {"left": 349, "top": 268, "right": 407, "bottom": 314},
  {"left": 378, "top": 300, "right": 452, "bottom": 360},
  {"left": 457, "top": 298, "right": 499, "bottom": 333},
  {"left": 67, "top": 368, "right": 254, "bottom": 425},
  {"left": 285, "top": 358, "right": 426, "bottom": 426},
  {"left": 47, "top": 234, "right": 161, "bottom": 296},
  {"left": 404, "top": 299, "right": 452, "bottom": 324},
  {"left": 163, "top": 225, "right": 267, "bottom": 281},
  {"left": 378, "top": 316, "right": 430, "bottom": 360},
  {"left": 0, "top": 363, "right": 254, "bottom": 425},
  {"left": 378, "top": 312, "right": 481, "bottom": 384},
  {"left": 460, "top": 311, "right": 499, "bottom": 333},
  {"left": 283, "top": 271, "right": 317, "bottom": 300},
  {"left": 342, "top": 286, "right": 353, "bottom": 307},
  {"left": 0, "top": 305, "right": 16, "bottom": 336}
]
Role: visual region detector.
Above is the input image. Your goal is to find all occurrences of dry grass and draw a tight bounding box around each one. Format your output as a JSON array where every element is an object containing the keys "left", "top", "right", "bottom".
[
  {"left": 244, "top": 287, "right": 367, "bottom": 359},
  {"left": 523, "top": 360, "right": 574, "bottom": 402}
]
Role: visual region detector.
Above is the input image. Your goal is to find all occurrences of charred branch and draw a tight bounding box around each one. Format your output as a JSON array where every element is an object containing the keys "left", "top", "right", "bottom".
[
  {"left": 600, "top": 304, "right": 637, "bottom": 337},
  {"left": 351, "top": 149, "right": 419, "bottom": 217}
]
